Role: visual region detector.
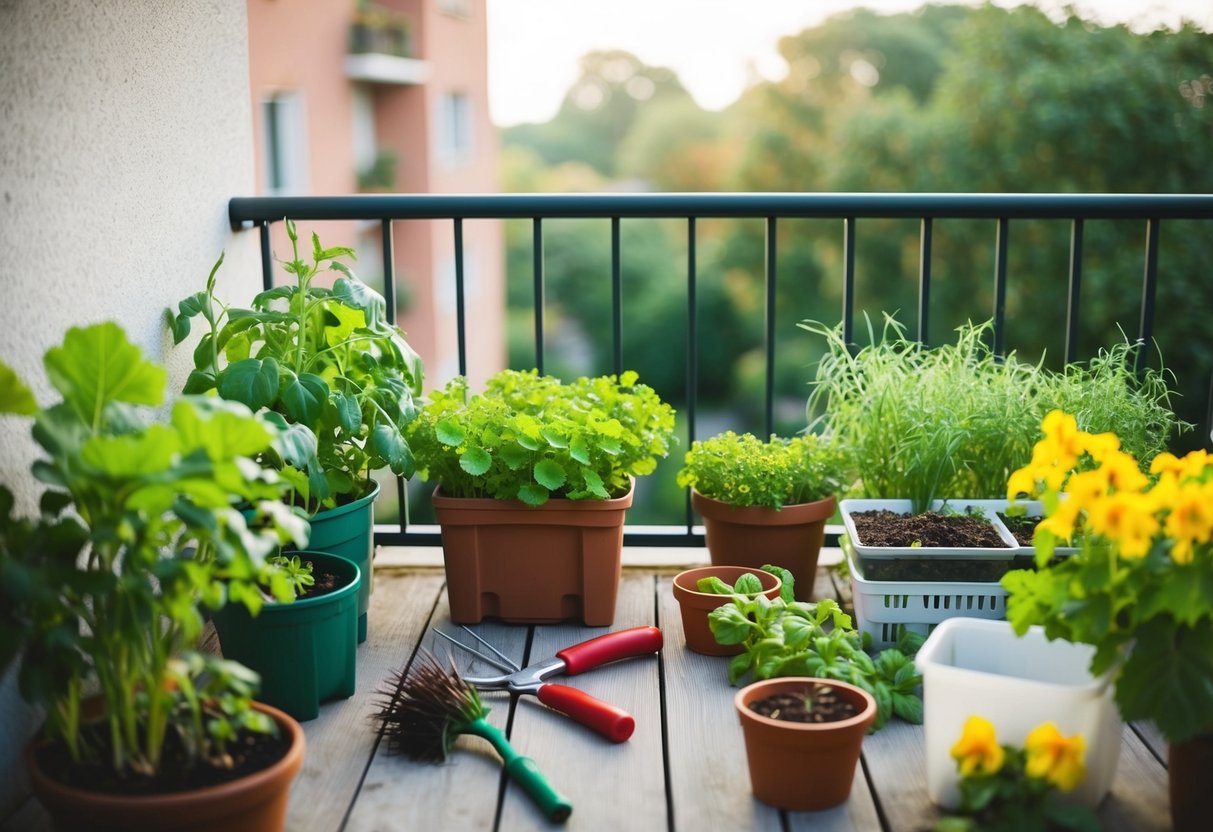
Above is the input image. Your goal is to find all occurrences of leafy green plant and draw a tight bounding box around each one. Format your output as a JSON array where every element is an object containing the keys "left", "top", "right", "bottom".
[
  {"left": 802, "top": 314, "right": 1187, "bottom": 513},
  {"left": 696, "top": 564, "right": 793, "bottom": 598},
  {"left": 168, "top": 220, "right": 423, "bottom": 513},
  {"left": 676, "top": 430, "right": 847, "bottom": 510},
  {"left": 270, "top": 553, "right": 316, "bottom": 597},
  {"left": 708, "top": 592, "right": 924, "bottom": 730},
  {"left": 407, "top": 369, "right": 676, "bottom": 505},
  {"left": 0, "top": 323, "right": 308, "bottom": 779}
]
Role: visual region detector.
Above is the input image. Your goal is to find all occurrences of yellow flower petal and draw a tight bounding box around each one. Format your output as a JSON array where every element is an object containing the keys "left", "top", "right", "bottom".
[
  {"left": 1025, "top": 722, "right": 1087, "bottom": 793},
  {"left": 951, "top": 716, "right": 1005, "bottom": 777}
]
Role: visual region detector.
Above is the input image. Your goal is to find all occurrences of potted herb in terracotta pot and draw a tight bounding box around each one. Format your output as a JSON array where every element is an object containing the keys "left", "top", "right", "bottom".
[
  {"left": 0, "top": 323, "right": 308, "bottom": 831},
  {"left": 169, "top": 220, "right": 424, "bottom": 642},
  {"left": 407, "top": 368, "right": 676, "bottom": 625},
  {"left": 1001, "top": 410, "right": 1213, "bottom": 832},
  {"left": 734, "top": 677, "right": 877, "bottom": 811},
  {"left": 211, "top": 551, "right": 361, "bottom": 722},
  {"left": 671, "top": 564, "right": 785, "bottom": 656},
  {"left": 676, "top": 431, "right": 846, "bottom": 601}
]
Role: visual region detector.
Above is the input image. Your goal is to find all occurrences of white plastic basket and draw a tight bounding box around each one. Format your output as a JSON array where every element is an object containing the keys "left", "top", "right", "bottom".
[{"left": 845, "top": 539, "right": 1008, "bottom": 650}]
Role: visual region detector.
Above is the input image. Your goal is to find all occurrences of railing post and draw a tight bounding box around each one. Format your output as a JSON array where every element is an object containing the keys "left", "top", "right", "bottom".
[
  {"left": 1137, "top": 217, "right": 1160, "bottom": 374},
  {"left": 992, "top": 217, "right": 1009, "bottom": 356},
  {"left": 1065, "top": 218, "right": 1084, "bottom": 365},
  {"left": 843, "top": 217, "right": 856, "bottom": 350},
  {"left": 764, "top": 216, "right": 777, "bottom": 438},
  {"left": 453, "top": 217, "right": 468, "bottom": 376},
  {"left": 532, "top": 218, "right": 545, "bottom": 374},
  {"left": 685, "top": 216, "right": 698, "bottom": 534},
  {"left": 611, "top": 217, "right": 623, "bottom": 376},
  {"left": 381, "top": 219, "right": 396, "bottom": 325},
  {"left": 918, "top": 217, "right": 933, "bottom": 344},
  {"left": 259, "top": 222, "right": 274, "bottom": 291}
]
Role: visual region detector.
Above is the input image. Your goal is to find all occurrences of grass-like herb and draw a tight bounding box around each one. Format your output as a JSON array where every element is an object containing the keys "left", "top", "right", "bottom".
[{"left": 802, "top": 315, "right": 1189, "bottom": 513}]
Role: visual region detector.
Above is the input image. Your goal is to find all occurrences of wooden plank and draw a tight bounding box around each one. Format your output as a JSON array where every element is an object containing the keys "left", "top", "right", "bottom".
[
  {"left": 344, "top": 581, "right": 530, "bottom": 832},
  {"left": 498, "top": 572, "right": 666, "bottom": 830},
  {"left": 1131, "top": 720, "right": 1168, "bottom": 765},
  {"left": 1097, "top": 724, "right": 1171, "bottom": 832},
  {"left": 858, "top": 714, "right": 937, "bottom": 832},
  {"left": 287, "top": 571, "right": 446, "bottom": 832}
]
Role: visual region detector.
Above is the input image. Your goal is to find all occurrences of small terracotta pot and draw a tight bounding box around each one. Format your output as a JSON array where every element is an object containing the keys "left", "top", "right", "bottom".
[
  {"left": 1170, "top": 733, "right": 1213, "bottom": 832},
  {"left": 693, "top": 491, "right": 835, "bottom": 601},
  {"left": 671, "top": 566, "right": 781, "bottom": 656},
  {"left": 25, "top": 701, "right": 305, "bottom": 832},
  {"left": 734, "top": 677, "right": 876, "bottom": 811}
]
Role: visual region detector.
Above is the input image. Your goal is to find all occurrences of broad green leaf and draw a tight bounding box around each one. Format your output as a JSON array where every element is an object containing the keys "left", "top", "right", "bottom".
[
  {"left": 707, "top": 604, "right": 753, "bottom": 645},
  {"left": 892, "top": 692, "right": 924, "bottom": 724},
  {"left": 263, "top": 412, "right": 319, "bottom": 469},
  {"left": 533, "top": 459, "right": 567, "bottom": 491},
  {"left": 569, "top": 436, "right": 590, "bottom": 465},
  {"left": 172, "top": 398, "right": 274, "bottom": 461},
  {"left": 44, "top": 322, "right": 165, "bottom": 422},
  {"left": 516, "top": 483, "right": 548, "bottom": 506},
  {"left": 0, "top": 361, "right": 36, "bottom": 414},
  {"left": 1115, "top": 617, "right": 1213, "bottom": 743},
  {"left": 334, "top": 393, "right": 361, "bottom": 434},
  {"left": 332, "top": 277, "right": 387, "bottom": 327},
  {"left": 541, "top": 428, "right": 568, "bottom": 449},
  {"left": 459, "top": 446, "right": 492, "bottom": 476},
  {"left": 182, "top": 369, "right": 217, "bottom": 395},
  {"left": 696, "top": 576, "right": 734, "bottom": 595},
  {"left": 372, "top": 422, "right": 415, "bottom": 477},
  {"left": 580, "top": 467, "right": 609, "bottom": 498},
  {"left": 436, "top": 419, "right": 466, "bottom": 446},
  {"left": 500, "top": 443, "right": 530, "bottom": 470},
  {"left": 218, "top": 357, "right": 280, "bottom": 411},
  {"left": 281, "top": 371, "right": 329, "bottom": 426},
  {"left": 80, "top": 425, "right": 178, "bottom": 478},
  {"left": 321, "top": 302, "right": 366, "bottom": 348},
  {"left": 733, "top": 573, "right": 764, "bottom": 595}
]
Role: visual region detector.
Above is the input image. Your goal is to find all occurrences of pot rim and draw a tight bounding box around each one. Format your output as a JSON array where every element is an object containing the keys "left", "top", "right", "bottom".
[
  {"left": 692, "top": 490, "right": 836, "bottom": 525},
  {"left": 672, "top": 565, "right": 781, "bottom": 600},
  {"left": 433, "top": 476, "right": 635, "bottom": 511},
  {"left": 735, "top": 676, "right": 878, "bottom": 733}
]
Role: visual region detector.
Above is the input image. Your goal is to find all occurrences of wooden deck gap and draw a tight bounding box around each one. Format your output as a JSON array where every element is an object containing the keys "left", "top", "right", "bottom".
[
  {"left": 858, "top": 752, "right": 892, "bottom": 832},
  {"left": 653, "top": 573, "right": 678, "bottom": 832}
]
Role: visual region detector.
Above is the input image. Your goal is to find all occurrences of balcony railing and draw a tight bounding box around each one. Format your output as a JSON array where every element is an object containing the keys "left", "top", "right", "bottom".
[{"left": 228, "top": 193, "right": 1213, "bottom": 547}]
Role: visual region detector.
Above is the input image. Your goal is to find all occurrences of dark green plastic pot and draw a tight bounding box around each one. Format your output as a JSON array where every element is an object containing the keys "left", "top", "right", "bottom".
[
  {"left": 213, "top": 551, "right": 359, "bottom": 722},
  {"left": 305, "top": 479, "right": 379, "bottom": 643}
]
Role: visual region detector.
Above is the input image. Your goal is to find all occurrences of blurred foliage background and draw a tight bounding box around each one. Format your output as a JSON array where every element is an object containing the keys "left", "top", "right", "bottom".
[{"left": 492, "top": 3, "right": 1212, "bottom": 523}]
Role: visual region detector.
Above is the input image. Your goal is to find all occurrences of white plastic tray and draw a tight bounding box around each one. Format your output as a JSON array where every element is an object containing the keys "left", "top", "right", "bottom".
[{"left": 840, "top": 498, "right": 1019, "bottom": 559}]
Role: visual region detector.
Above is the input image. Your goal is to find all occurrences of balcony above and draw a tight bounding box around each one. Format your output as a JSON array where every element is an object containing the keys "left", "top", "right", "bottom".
[{"left": 344, "top": 51, "right": 429, "bottom": 85}]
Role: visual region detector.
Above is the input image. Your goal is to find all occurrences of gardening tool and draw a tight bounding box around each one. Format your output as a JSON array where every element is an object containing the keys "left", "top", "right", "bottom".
[
  {"left": 432, "top": 625, "right": 664, "bottom": 743},
  {"left": 373, "top": 651, "right": 573, "bottom": 823}
]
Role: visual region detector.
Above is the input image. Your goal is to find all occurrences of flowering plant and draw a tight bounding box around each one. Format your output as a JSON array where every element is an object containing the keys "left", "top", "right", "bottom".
[
  {"left": 1002, "top": 410, "right": 1213, "bottom": 743},
  {"left": 675, "top": 431, "right": 847, "bottom": 510},
  {"left": 935, "top": 716, "right": 1098, "bottom": 832}
]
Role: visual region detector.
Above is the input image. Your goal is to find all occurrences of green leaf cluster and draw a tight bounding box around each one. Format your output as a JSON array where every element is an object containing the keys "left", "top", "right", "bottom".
[
  {"left": 168, "top": 220, "right": 424, "bottom": 513},
  {"left": 696, "top": 564, "right": 793, "bottom": 599},
  {"left": 407, "top": 368, "right": 676, "bottom": 506},
  {"left": 0, "top": 323, "right": 308, "bottom": 778},
  {"left": 707, "top": 592, "right": 924, "bottom": 730},
  {"left": 676, "top": 430, "right": 847, "bottom": 510},
  {"left": 1003, "top": 526, "right": 1213, "bottom": 744},
  {"left": 803, "top": 315, "right": 1187, "bottom": 513}
]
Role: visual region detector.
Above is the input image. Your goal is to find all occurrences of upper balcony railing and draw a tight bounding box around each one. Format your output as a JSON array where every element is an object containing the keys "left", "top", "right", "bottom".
[{"left": 229, "top": 192, "right": 1213, "bottom": 547}]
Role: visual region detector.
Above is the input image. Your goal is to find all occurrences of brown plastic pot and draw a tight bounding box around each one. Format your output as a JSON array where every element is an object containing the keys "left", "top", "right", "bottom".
[
  {"left": 671, "top": 565, "right": 781, "bottom": 656},
  {"left": 734, "top": 677, "right": 876, "bottom": 811},
  {"left": 693, "top": 491, "right": 836, "bottom": 602},
  {"left": 1170, "top": 732, "right": 1213, "bottom": 832},
  {"left": 25, "top": 701, "right": 305, "bottom": 832},
  {"left": 432, "top": 480, "right": 633, "bottom": 625}
]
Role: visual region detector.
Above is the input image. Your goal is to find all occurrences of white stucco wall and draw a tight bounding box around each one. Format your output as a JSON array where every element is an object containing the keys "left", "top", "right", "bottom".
[{"left": 0, "top": 0, "right": 264, "bottom": 819}]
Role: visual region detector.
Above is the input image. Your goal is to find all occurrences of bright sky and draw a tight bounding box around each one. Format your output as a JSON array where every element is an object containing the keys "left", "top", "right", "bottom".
[{"left": 486, "top": 0, "right": 1213, "bottom": 127}]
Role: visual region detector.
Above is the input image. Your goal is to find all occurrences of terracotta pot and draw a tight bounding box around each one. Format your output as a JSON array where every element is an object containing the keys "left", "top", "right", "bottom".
[
  {"left": 734, "top": 677, "right": 876, "bottom": 811},
  {"left": 25, "top": 702, "right": 305, "bottom": 832},
  {"left": 671, "top": 565, "right": 781, "bottom": 656},
  {"left": 1170, "top": 733, "right": 1213, "bottom": 832},
  {"left": 693, "top": 491, "right": 835, "bottom": 601},
  {"left": 432, "top": 481, "right": 633, "bottom": 625}
]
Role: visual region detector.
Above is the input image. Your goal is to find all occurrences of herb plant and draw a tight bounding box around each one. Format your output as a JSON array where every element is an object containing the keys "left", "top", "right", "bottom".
[
  {"left": 169, "top": 220, "right": 424, "bottom": 513},
  {"left": 696, "top": 564, "right": 793, "bottom": 598},
  {"left": 708, "top": 592, "right": 924, "bottom": 730},
  {"left": 0, "top": 323, "right": 308, "bottom": 778},
  {"left": 802, "top": 315, "right": 1187, "bottom": 513},
  {"left": 676, "top": 431, "right": 848, "bottom": 510},
  {"left": 1002, "top": 410, "right": 1213, "bottom": 743},
  {"left": 407, "top": 369, "right": 676, "bottom": 505},
  {"left": 270, "top": 553, "right": 316, "bottom": 597}
]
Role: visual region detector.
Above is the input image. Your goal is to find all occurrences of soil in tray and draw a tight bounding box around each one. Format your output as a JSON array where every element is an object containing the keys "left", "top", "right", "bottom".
[
  {"left": 852, "top": 509, "right": 1011, "bottom": 582},
  {"left": 998, "top": 512, "right": 1038, "bottom": 546},
  {"left": 749, "top": 685, "right": 858, "bottom": 724}
]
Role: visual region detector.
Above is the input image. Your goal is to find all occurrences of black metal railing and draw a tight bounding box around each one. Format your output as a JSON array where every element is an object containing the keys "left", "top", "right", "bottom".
[{"left": 229, "top": 193, "right": 1213, "bottom": 547}]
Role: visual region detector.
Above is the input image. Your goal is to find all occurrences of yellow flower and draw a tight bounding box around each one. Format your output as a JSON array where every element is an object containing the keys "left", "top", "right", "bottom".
[
  {"left": 1164, "top": 484, "right": 1213, "bottom": 565},
  {"left": 1035, "top": 499, "right": 1080, "bottom": 544},
  {"left": 1007, "top": 464, "right": 1038, "bottom": 500},
  {"left": 1099, "top": 449, "right": 1149, "bottom": 494},
  {"left": 1080, "top": 430, "right": 1120, "bottom": 463},
  {"left": 1087, "top": 492, "right": 1159, "bottom": 558},
  {"left": 951, "top": 716, "right": 1005, "bottom": 777},
  {"left": 1151, "top": 449, "right": 1211, "bottom": 482},
  {"left": 1064, "top": 469, "right": 1110, "bottom": 513},
  {"left": 1024, "top": 722, "right": 1086, "bottom": 793}
]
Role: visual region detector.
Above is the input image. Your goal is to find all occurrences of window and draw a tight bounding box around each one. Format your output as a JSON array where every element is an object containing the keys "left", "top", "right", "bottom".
[
  {"left": 438, "top": 92, "right": 473, "bottom": 168},
  {"left": 438, "top": 0, "right": 472, "bottom": 18},
  {"left": 261, "top": 92, "right": 308, "bottom": 195}
]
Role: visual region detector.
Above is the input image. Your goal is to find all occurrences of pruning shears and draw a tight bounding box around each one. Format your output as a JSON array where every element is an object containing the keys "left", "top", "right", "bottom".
[{"left": 434, "top": 625, "right": 663, "bottom": 743}]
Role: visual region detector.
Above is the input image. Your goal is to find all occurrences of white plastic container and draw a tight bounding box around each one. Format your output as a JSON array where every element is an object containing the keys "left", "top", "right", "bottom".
[{"left": 916, "top": 617, "right": 1122, "bottom": 810}]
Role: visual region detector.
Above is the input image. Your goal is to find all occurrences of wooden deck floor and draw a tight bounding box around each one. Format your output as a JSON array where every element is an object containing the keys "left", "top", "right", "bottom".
[{"left": 9, "top": 549, "right": 1172, "bottom": 831}]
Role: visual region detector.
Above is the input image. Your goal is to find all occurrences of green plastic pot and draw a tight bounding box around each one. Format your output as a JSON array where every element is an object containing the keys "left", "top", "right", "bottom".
[
  {"left": 305, "top": 480, "right": 379, "bottom": 643},
  {"left": 213, "top": 551, "right": 360, "bottom": 722}
]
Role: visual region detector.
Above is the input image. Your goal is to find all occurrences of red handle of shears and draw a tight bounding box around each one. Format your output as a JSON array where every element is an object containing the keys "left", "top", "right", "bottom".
[
  {"left": 555, "top": 626, "right": 663, "bottom": 675},
  {"left": 536, "top": 684, "right": 635, "bottom": 743}
]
